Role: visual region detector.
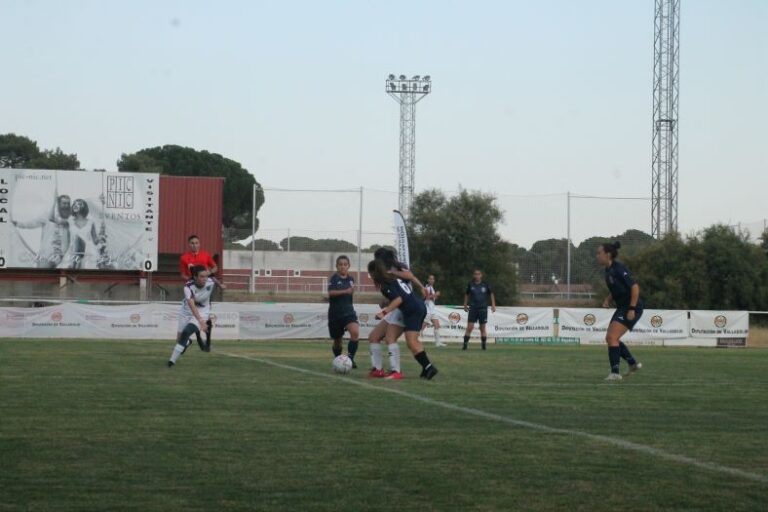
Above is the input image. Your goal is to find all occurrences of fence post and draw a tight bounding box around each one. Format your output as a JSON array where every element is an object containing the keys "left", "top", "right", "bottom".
[
  {"left": 250, "top": 183, "right": 256, "bottom": 294},
  {"left": 566, "top": 191, "right": 571, "bottom": 300},
  {"left": 357, "top": 186, "right": 363, "bottom": 285}
]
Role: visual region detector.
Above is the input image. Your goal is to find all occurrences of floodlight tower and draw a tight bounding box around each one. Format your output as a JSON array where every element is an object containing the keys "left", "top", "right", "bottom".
[
  {"left": 651, "top": 0, "right": 681, "bottom": 238},
  {"left": 386, "top": 74, "right": 432, "bottom": 220}
]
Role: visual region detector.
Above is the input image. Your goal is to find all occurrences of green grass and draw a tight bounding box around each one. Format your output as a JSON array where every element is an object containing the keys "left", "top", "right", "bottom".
[{"left": 1, "top": 340, "right": 767, "bottom": 512}]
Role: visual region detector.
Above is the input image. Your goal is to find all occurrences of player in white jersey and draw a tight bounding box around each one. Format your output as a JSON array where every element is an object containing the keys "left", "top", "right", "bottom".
[
  {"left": 422, "top": 275, "right": 445, "bottom": 347},
  {"left": 167, "top": 266, "right": 216, "bottom": 367}
]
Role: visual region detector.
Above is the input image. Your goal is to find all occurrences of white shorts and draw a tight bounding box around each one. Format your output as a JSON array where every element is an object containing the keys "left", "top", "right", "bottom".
[
  {"left": 177, "top": 310, "right": 210, "bottom": 333},
  {"left": 425, "top": 303, "right": 437, "bottom": 320},
  {"left": 384, "top": 309, "right": 404, "bottom": 328}
]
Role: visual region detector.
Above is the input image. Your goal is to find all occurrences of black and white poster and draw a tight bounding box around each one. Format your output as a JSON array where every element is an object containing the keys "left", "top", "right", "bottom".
[{"left": 0, "top": 170, "right": 159, "bottom": 271}]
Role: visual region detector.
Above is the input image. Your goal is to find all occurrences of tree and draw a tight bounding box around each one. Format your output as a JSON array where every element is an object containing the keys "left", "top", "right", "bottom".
[
  {"left": 625, "top": 225, "right": 768, "bottom": 310},
  {"left": 0, "top": 134, "right": 80, "bottom": 169},
  {"left": 117, "top": 145, "right": 264, "bottom": 228},
  {"left": 279, "top": 237, "right": 357, "bottom": 252},
  {"left": 408, "top": 189, "right": 518, "bottom": 305}
]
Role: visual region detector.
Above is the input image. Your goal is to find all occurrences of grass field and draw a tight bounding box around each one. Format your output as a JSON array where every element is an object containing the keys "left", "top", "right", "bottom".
[{"left": 2, "top": 340, "right": 767, "bottom": 511}]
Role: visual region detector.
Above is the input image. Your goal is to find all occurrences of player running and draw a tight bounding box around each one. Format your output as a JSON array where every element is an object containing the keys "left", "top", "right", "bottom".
[
  {"left": 598, "top": 241, "right": 643, "bottom": 381},
  {"left": 462, "top": 270, "right": 496, "bottom": 350},
  {"left": 422, "top": 274, "right": 445, "bottom": 347},
  {"left": 369, "top": 258, "right": 438, "bottom": 380},
  {"left": 327, "top": 255, "right": 360, "bottom": 368},
  {"left": 167, "top": 265, "right": 215, "bottom": 367}
]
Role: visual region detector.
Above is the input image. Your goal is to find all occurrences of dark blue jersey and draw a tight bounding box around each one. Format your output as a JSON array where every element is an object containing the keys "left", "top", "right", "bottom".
[
  {"left": 605, "top": 261, "right": 642, "bottom": 309},
  {"left": 466, "top": 281, "right": 493, "bottom": 309},
  {"left": 328, "top": 273, "right": 355, "bottom": 318},
  {"left": 380, "top": 279, "right": 423, "bottom": 315}
]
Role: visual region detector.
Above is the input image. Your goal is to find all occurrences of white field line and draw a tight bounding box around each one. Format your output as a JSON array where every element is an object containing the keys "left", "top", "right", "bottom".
[{"left": 217, "top": 350, "right": 768, "bottom": 485}]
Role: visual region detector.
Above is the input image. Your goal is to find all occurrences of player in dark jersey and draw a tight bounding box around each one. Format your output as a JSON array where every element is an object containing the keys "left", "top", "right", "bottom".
[
  {"left": 327, "top": 255, "right": 360, "bottom": 368},
  {"left": 598, "top": 241, "right": 643, "bottom": 381},
  {"left": 369, "top": 259, "right": 438, "bottom": 380},
  {"left": 462, "top": 270, "right": 496, "bottom": 350}
]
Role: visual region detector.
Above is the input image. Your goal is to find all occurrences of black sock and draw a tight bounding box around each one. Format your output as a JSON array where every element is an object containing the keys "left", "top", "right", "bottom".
[
  {"left": 332, "top": 343, "right": 342, "bottom": 357},
  {"left": 463, "top": 336, "right": 470, "bottom": 349},
  {"left": 414, "top": 350, "right": 431, "bottom": 370},
  {"left": 608, "top": 346, "right": 621, "bottom": 374},
  {"left": 347, "top": 340, "right": 359, "bottom": 360},
  {"left": 481, "top": 337, "right": 487, "bottom": 349},
  {"left": 619, "top": 342, "right": 636, "bottom": 365}
]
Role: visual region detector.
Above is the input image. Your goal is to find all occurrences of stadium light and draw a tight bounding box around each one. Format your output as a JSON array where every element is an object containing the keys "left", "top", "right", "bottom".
[{"left": 383, "top": 73, "right": 433, "bottom": 220}]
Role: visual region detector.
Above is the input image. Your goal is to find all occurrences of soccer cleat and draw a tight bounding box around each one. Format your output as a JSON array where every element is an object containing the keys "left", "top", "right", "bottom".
[
  {"left": 420, "top": 364, "right": 439, "bottom": 380},
  {"left": 604, "top": 373, "right": 623, "bottom": 382},
  {"left": 625, "top": 362, "right": 643, "bottom": 376},
  {"left": 385, "top": 371, "right": 404, "bottom": 380},
  {"left": 462, "top": 343, "right": 468, "bottom": 351},
  {"left": 435, "top": 342, "right": 447, "bottom": 347},
  {"left": 167, "top": 361, "right": 174, "bottom": 368},
  {"left": 368, "top": 368, "right": 387, "bottom": 378},
  {"left": 351, "top": 360, "right": 358, "bottom": 369}
]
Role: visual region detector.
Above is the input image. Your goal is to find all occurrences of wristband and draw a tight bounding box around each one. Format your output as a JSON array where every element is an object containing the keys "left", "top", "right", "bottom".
[{"left": 628, "top": 306, "right": 637, "bottom": 311}]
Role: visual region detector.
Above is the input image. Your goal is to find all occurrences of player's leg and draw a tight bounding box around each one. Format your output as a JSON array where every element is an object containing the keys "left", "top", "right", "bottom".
[
  {"left": 479, "top": 310, "right": 489, "bottom": 350},
  {"left": 346, "top": 319, "right": 360, "bottom": 369},
  {"left": 329, "top": 318, "right": 344, "bottom": 358},
  {"left": 464, "top": 309, "right": 477, "bottom": 350},
  {"left": 384, "top": 324, "right": 405, "bottom": 380},
  {"left": 432, "top": 317, "right": 445, "bottom": 347},
  {"left": 367, "top": 320, "right": 387, "bottom": 377},
  {"left": 168, "top": 322, "right": 201, "bottom": 367},
  {"left": 204, "top": 318, "right": 213, "bottom": 352},
  {"left": 605, "top": 320, "right": 629, "bottom": 381},
  {"left": 619, "top": 310, "right": 642, "bottom": 375},
  {"left": 404, "top": 310, "right": 437, "bottom": 380}
]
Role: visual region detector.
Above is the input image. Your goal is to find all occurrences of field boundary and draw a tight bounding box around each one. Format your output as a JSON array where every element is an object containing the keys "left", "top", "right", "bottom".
[{"left": 217, "top": 350, "right": 768, "bottom": 485}]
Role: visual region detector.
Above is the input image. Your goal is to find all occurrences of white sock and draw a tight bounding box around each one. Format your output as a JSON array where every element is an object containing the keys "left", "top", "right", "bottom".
[
  {"left": 169, "top": 343, "right": 185, "bottom": 364},
  {"left": 388, "top": 343, "right": 401, "bottom": 372},
  {"left": 434, "top": 328, "right": 441, "bottom": 345},
  {"left": 370, "top": 342, "right": 383, "bottom": 369}
]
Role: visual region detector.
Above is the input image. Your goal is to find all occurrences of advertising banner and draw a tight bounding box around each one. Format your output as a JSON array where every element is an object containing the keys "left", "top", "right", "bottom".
[
  {"left": 689, "top": 310, "right": 749, "bottom": 338},
  {"left": 0, "top": 170, "right": 158, "bottom": 271},
  {"left": 558, "top": 308, "right": 688, "bottom": 345},
  {"left": 423, "top": 306, "right": 554, "bottom": 339}
]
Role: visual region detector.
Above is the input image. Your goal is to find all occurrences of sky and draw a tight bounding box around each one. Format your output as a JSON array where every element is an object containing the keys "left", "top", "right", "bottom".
[{"left": 1, "top": 0, "right": 766, "bottom": 248}]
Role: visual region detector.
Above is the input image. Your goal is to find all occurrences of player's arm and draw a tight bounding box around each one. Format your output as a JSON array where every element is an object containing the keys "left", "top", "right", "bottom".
[
  {"left": 390, "top": 269, "right": 426, "bottom": 296},
  {"left": 602, "top": 294, "right": 612, "bottom": 308},
  {"left": 463, "top": 287, "right": 470, "bottom": 312},
  {"left": 376, "top": 296, "right": 403, "bottom": 319},
  {"left": 179, "top": 258, "right": 190, "bottom": 281},
  {"left": 627, "top": 284, "right": 640, "bottom": 320},
  {"left": 328, "top": 288, "right": 352, "bottom": 297},
  {"left": 490, "top": 292, "right": 497, "bottom": 313},
  {"left": 186, "top": 298, "right": 209, "bottom": 333}
]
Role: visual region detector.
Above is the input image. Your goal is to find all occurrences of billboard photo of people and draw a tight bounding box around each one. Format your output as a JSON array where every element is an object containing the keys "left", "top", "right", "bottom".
[{"left": 0, "top": 170, "right": 159, "bottom": 271}]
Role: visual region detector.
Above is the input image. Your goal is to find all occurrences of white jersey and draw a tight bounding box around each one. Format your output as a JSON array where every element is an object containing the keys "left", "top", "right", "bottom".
[
  {"left": 180, "top": 278, "right": 216, "bottom": 318},
  {"left": 424, "top": 284, "right": 436, "bottom": 309}
]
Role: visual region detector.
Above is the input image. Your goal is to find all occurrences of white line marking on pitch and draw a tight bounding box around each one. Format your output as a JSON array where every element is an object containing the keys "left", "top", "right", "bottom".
[{"left": 217, "top": 351, "right": 768, "bottom": 485}]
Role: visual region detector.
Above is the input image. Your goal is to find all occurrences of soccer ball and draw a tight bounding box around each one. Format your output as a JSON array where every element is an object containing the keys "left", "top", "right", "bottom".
[{"left": 332, "top": 354, "right": 353, "bottom": 374}]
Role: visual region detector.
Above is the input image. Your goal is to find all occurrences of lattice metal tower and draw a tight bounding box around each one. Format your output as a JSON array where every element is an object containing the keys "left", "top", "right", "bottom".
[
  {"left": 386, "top": 74, "right": 432, "bottom": 220},
  {"left": 652, "top": 0, "right": 681, "bottom": 238}
]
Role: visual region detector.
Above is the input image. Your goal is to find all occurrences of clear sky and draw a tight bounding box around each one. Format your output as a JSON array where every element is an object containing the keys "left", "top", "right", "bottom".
[{"left": 1, "top": 0, "right": 766, "bottom": 247}]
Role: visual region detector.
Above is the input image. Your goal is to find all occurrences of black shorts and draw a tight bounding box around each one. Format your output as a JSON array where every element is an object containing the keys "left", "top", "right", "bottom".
[
  {"left": 328, "top": 313, "right": 358, "bottom": 339},
  {"left": 402, "top": 306, "right": 427, "bottom": 333},
  {"left": 611, "top": 308, "right": 643, "bottom": 331},
  {"left": 468, "top": 307, "right": 488, "bottom": 325}
]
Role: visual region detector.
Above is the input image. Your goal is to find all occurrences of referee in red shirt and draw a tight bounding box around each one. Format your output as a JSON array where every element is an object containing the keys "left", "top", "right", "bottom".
[{"left": 180, "top": 235, "right": 218, "bottom": 281}]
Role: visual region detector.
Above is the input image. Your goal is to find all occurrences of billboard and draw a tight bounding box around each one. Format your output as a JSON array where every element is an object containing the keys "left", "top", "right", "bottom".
[{"left": 0, "top": 170, "right": 159, "bottom": 271}]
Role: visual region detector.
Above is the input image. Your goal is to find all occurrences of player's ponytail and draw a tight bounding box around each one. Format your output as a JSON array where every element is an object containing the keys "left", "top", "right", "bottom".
[
  {"left": 367, "top": 259, "right": 392, "bottom": 286},
  {"left": 600, "top": 241, "right": 621, "bottom": 260}
]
